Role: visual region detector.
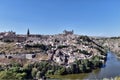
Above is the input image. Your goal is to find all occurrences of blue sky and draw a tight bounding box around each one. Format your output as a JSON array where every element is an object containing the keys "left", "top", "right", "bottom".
[{"left": 0, "top": 0, "right": 120, "bottom": 36}]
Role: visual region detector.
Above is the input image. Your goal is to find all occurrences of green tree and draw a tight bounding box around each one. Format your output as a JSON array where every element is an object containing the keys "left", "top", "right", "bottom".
[
  {"left": 55, "top": 67, "right": 66, "bottom": 75},
  {"left": 15, "top": 72, "right": 27, "bottom": 80},
  {"left": 66, "top": 67, "right": 72, "bottom": 74},
  {"left": 36, "top": 71, "right": 42, "bottom": 79},
  {"left": 31, "top": 68, "right": 38, "bottom": 79},
  {"left": 79, "top": 64, "right": 84, "bottom": 72},
  {"left": 46, "top": 70, "right": 54, "bottom": 75}
]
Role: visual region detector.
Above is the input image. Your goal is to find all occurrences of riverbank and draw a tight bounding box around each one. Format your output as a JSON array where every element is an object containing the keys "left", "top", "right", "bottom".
[
  {"left": 47, "top": 52, "right": 120, "bottom": 79},
  {"left": 103, "top": 76, "right": 120, "bottom": 80}
]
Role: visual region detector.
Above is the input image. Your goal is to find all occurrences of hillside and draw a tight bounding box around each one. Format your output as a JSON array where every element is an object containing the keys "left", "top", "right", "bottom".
[
  {"left": 0, "top": 31, "right": 107, "bottom": 79},
  {"left": 95, "top": 37, "right": 120, "bottom": 58}
]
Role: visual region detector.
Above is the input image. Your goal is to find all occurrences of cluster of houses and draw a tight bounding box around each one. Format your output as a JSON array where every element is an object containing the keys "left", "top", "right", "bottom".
[
  {"left": 0, "top": 31, "right": 26, "bottom": 42},
  {"left": 0, "top": 30, "right": 105, "bottom": 66}
]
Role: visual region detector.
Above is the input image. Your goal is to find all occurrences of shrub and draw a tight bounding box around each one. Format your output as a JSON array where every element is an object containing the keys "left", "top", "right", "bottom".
[
  {"left": 55, "top": 67, "right": 66, "bottom": 75},
  {"left": 31, "top": 68, "right": 38, "bottom": 78},
  {"left": 46, "top": 70, "right": 54, "bottom": 75},
  {"left": 36, "top": 71, "right": 42, "bottom": 79}
]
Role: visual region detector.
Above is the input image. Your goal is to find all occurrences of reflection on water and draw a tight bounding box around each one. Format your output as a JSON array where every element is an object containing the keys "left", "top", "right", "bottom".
[
  {"left": 50, "top": 52, "right": 120, "bottom": 79},
  {"left": 86, "top": 52, "right": 120, "bottom": 79}
]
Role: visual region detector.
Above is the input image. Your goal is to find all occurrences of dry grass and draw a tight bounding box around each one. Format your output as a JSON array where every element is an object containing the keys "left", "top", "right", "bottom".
[
  {"left": 36, "top": 53, "right": 49, "bottom": 60},
  {"left": 0, "top": 42, "right": 42, "bottom": 54}
]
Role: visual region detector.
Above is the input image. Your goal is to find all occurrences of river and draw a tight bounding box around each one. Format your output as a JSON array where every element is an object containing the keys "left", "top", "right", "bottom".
[{"left": 50, "top": 52, "right": 120, "bottom": 79}]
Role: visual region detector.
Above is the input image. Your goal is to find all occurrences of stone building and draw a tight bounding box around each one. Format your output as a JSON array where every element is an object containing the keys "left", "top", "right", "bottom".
[
  {"left": 0, "top": 31, "right": 26, "bottom": 42},
  {"left": 63, "top": 30, "right": 74, "bottom": 35}
]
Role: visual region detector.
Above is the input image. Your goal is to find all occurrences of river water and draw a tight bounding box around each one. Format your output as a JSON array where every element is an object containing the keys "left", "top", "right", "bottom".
[
  {"left": 85, "top": 52, "right": 120, "bottom": 79},
  {"left": 50, "top": 52, "right": 120, "bottom": 79}
]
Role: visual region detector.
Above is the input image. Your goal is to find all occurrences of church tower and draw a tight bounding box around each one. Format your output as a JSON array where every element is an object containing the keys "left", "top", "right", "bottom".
[{"left": 27, "top": 28, "right": 30, "bottom": 37}]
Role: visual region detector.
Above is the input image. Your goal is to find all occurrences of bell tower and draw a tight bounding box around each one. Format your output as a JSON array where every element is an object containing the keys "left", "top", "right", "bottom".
[{"left": 27, "top": 28, "right": 30, "bottom": 37}]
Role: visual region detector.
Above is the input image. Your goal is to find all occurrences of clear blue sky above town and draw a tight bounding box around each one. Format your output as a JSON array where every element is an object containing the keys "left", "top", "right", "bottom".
[{"left": 0, "top": 0, "right": 120, "bottom": 36}]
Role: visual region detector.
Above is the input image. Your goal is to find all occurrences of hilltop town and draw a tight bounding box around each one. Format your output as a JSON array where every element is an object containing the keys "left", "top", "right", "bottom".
[
  {"left": 0, "top": 30, "right": 108, "bottom": 79},
  {"left": 0, "top": 30, "right": 106, "bottom": 65}
]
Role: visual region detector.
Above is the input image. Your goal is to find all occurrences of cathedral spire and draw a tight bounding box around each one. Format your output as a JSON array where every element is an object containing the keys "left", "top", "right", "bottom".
[{"left": 27, "top": 28, "right": 30, "bottom": 36}]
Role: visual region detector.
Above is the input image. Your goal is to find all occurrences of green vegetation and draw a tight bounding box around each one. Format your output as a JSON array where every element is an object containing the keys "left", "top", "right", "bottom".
[{"left": 0, "top": 55, "right": 104, "bottom": 80}]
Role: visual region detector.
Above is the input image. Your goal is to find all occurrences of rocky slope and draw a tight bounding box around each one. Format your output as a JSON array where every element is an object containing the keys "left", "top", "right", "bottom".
[{"left": 95, "top": 37, "right": 120, "bottom": 58}]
